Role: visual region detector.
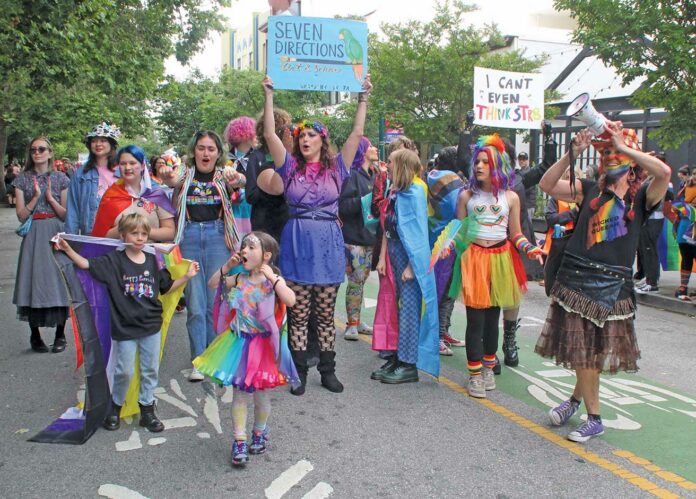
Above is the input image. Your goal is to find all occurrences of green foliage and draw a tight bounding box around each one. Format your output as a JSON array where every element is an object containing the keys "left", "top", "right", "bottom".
[
  {"left": 368, "top": 0, "right": 549, "bottom": 149},
  {"left": 0, "top": 0, "right": 227, "bottom": 163},
  {"left": 555, "top": 0, "right": 696, "bottom": 149}
]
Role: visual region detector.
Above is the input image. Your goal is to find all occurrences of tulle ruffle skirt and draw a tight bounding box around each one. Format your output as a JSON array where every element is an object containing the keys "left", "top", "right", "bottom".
[{"left": 193, "top": 330, "right": 299, "bottom": 392}]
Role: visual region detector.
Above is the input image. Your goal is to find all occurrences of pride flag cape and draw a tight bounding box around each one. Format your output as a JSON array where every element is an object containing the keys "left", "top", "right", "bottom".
[{"left": 29, "top": 234, "right": 189, "bottom": 445}]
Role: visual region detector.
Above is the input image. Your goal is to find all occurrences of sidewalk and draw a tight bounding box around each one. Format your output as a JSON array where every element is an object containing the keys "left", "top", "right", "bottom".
[{"left": 635, "top": 269, "right": 696, "bottom": 317}]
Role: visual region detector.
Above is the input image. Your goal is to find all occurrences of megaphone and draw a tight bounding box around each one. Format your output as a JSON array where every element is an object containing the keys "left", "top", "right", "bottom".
[{"left": 566, "top": 93, "right": 609, "bottom": 137}]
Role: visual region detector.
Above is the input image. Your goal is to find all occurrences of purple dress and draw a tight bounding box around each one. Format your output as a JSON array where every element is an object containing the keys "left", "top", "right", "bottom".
[{"left": 277, "top": 154, "right": 350, "bottom": 284}]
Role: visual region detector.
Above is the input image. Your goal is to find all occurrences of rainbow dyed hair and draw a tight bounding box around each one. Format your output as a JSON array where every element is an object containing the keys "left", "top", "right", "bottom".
[
  {"left": 293, "top": 120, "right": 329, "bottom": 139},
  {"left": 468, "top": 134, "right": 515, "bottom": 198},
  {"left": 224, "top": 116, "right": 257, "bottom": 146}
]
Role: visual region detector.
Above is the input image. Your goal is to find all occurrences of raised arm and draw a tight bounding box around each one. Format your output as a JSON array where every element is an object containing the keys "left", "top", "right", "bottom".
[
  {"left": 521, "top": 121, "right": 558, "bottom": 189},
  {"left": 261, "top": 76, "right": 288, "bottom": 168},
  {"left": 340, "top": 75, "right": 373, "bottom": 168},
  {"left": 539, "top": 129, "right": 592, "bottom": 204}
]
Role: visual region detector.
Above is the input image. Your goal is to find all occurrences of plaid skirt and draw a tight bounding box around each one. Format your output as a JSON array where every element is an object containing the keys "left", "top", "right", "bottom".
[{"left": 534, "top": 301, "right": 640, "bottom": 374}]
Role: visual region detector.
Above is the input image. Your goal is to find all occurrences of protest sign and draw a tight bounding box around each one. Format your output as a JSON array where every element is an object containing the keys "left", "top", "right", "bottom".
[
  {"left": 473, "top": 67, "right": 544, "bottom": 129},
  {"left": 267, "top": 16, "right": 368, "bottom": 92}
]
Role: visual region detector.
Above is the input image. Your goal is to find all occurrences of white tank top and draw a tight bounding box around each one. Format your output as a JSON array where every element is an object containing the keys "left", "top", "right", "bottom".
[{"left": 466, "top": 190, "right": 510, "bottom": 240}]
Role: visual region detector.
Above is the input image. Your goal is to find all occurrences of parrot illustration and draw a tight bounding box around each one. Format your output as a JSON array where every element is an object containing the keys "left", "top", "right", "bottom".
[{"left": 338, "top": 29, "right": 364, "bottom": 82}]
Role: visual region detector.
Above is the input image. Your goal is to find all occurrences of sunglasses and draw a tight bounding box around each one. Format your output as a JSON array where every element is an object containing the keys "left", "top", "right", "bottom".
[{"left": 30, "top": 146, "right": 49, "bottom": 154}]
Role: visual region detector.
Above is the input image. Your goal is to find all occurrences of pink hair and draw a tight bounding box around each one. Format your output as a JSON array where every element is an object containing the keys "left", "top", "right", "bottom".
[{"left": 224, "top": 116, "right": 257, "bottom": 146}]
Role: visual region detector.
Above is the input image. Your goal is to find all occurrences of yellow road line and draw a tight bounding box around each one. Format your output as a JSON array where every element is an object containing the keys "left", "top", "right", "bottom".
[
  {"left": 613, "top": 450, "right": 696, "bottom": 492},
  {"left": 339, "top": 322, "right": 682, "bottom": 498}
]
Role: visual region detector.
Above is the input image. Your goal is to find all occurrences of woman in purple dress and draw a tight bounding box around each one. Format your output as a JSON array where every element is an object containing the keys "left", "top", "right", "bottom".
[{"left": 257, "top": 74, "right": 372, "bottom": 395}]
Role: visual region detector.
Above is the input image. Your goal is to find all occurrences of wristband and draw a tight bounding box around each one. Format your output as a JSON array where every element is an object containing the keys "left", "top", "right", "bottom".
[
  {"left": 358, "top": 94, "right": 368, "bottom": 103},
  {"left": 511, "top": 233, "right": 541, "bottom": 257}
]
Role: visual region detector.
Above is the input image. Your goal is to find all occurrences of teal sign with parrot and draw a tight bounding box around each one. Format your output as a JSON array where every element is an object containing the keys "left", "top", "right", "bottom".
[{"left": 267, "top": 16, "right": 368, "bottom": 92}]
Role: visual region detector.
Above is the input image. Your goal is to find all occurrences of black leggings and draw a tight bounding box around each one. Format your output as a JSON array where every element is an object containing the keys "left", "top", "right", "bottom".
[
  {"left": 465, "top": 307, "right": 500, "bottom": 362},
  {"left": 679, "top": 243, "right": 696, "bottom": 272}
]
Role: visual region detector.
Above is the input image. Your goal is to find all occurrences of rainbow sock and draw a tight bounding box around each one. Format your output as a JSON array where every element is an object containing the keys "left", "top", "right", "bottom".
[
  {"left": 468, "top": 361, "right": 482, "bottom": 376},
  {"left": 680, "top": 270, "right": 691, "bottom": 289},
  {"left": 482, "top": 355, "right": 497, "bottom": 369}
]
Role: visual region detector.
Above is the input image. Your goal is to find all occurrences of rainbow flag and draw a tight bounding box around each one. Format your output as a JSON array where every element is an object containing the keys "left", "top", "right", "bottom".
[{"left": 30, "top": 234, "right": 190, "bottom": 444}]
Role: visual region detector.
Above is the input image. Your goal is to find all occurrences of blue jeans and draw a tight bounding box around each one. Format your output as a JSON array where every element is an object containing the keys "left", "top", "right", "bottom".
[
  {"left": 111, "top": 332, "right": 161, "bottom": 406},
  {"left": 180, "top": 220, "right": 231, "bottom": 360}
]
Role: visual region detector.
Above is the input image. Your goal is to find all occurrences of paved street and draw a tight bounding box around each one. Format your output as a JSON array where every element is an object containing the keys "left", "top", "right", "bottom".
[{"left": 1, "top": 207, "right": 695, "bottom": 499}]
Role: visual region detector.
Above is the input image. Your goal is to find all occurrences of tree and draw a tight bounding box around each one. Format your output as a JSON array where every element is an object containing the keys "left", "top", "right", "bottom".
[
  {"left": 368, "top": 0, "right": 550, "bottom": 155},
  {"left": 155, "top": 68, "right": 328, "bottom": 151},
  {"left": 555, "top": 0, "right": 696, "bottom": 149},
  {"left": 0, "top": 0, "right": 226, "bottom": 193}
]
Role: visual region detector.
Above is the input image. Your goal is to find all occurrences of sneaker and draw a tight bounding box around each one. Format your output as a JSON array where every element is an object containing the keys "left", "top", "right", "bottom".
[
  {"left": 231, "top": 440, "right": 249, "bottom": 466},
  {"left": 249, "top": 427, "right": 269, "bottom": 455},
  {"left": 357, "top": 322, "right": 373, "bottom": 335},
  {"left": 175, "top": 304, "right": 185, "bottom": 314},
  {"left": 442, "top": 333, "right": 465, "bottom": 347},
  {"left": 635, "top": 284, "right": 659, "bottom": 294},
  {"left": 344, "top": 325, "right": 359, "bottom": 341},
  {"left": 567, "top": 418, "right": 605, "bottom": 443},
  {"left": 482, "top": 367, "right": 496, "bottom": 390},
  {"left": 675, "top": 287, "right": 689, "bottom": 300},
  {"left": 439, "top": 340, "right": 453, "bottom": 356},
  {"left": 188, "top": 367, "right": 205, "bottom": 382},
  {"left": 467, "top": 375, "right": 486, "bottom": 398},
  {"left": 548, "top": 399, "right": 579, "bottom": 426}
]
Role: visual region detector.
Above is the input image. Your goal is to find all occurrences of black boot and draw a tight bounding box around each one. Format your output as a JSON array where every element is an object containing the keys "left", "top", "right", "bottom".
[
  {"left": 317, "top": 351, "right": 344, "bottom": 393},
  {"left": 30, "top": 327, "right": 48, "bottom": 353},
  {"left": 502, "top": 319, "right": 520, "bottom": 367},
  {"left": 139, "top": 402, "right": 164, "bottom": 433},
  {"left": 370, "top": 354, "right": 398, "bottom": 381},
  {"left": 290, "top": 350, "right": 308, "bottom": 396},
  {"left": 103, "top": 400, "right": 122, "bottom": 431}
]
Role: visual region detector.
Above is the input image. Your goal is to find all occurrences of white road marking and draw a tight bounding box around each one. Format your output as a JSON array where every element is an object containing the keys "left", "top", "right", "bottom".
[
  {"left": 161, "top": 417, "right": 197, "bottom": 430},
  {"left": 204, "top": 394, "right": 223, "bottom": 434},
  {"left": 265, "top": 459, "right": 314, "bottom": 499},
  {"left": 302, "top": 482, "right": 334, "bottom": 499},
  {"left": 221, "top": 386, "right": 234, "bottom": 404},
  {"left": 155, "top": 392, "right": 198, "bottom": 417},
  {"left": 363, "top": 297, "right": 377, "bottom": 309},
  {"left": 197, "top": 432, "right": 211, "bottom": 439},
  {"left": 170, "top": 379, "right": 187, "bottom": 400},
  {"left": 522, "top": 315, "right": 545, "bottom": 324},
  {"left": 147, "top": 437, "right": 167, "bottom": 446},
  {"left": 115, "top": 430, "right": 142, "bottom": 452},
  {"left": 98, "top": 484, "right": 149, "bottom": 499}
]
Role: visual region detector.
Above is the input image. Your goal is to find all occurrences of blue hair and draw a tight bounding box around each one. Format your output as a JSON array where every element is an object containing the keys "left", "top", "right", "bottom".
[{"left": 116, "top": 144, "right": 146, "bottom": 166}]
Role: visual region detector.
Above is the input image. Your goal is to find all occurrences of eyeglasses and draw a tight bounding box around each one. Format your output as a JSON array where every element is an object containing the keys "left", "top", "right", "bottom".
[{"left": 30, "top": 146, "right": 49, "bottom": 154}]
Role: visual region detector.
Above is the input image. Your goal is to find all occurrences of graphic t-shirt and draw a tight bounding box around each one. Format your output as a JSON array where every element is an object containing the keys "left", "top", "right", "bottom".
[
  {"left": 565, "top": 179, "right": 653, "bottom": 268},
  {"left": 88, "top": 251, "right": 174, "bottom": 341},
  {"left": 186, "top": 169, "right": 222, "bottom": 222}
]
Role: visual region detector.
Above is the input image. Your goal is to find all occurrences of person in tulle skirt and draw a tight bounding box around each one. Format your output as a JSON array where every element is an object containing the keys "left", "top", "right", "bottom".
[{"left": 194, "top": 231, "right": 298, "bottom": 467}]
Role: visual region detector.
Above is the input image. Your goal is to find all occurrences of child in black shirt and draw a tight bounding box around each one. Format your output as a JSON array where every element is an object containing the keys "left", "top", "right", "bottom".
[{"left": 57, "top": 213, "right": 199, "bottom": 432}]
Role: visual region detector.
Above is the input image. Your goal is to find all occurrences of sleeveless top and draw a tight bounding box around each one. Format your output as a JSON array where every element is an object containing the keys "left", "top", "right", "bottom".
[{"left": 467, "top": 190, "right": 509, "bottom": 240}]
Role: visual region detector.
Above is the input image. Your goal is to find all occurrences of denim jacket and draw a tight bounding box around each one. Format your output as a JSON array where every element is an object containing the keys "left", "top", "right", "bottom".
[{"left": 65, "top": 165, "right": 120, "bottom": 234}]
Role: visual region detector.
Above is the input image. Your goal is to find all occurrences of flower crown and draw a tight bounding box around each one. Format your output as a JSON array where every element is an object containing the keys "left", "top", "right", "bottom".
[{"left": 292, "top": 120, "right": 328, "bottom": 139}]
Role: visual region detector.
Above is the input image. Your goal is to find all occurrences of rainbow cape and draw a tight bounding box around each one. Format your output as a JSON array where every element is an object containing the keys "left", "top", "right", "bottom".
[{"left": 29, "top": 234, "right": 189, "bottom": 445}]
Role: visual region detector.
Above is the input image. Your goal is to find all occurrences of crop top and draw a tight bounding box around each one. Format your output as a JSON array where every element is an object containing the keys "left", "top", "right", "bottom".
[{"left": 466, "top": 190, "right": 509, "bottom": 241}]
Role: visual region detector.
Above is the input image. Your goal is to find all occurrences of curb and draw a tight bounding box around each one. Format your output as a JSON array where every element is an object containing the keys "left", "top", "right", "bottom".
[{"left": 636, "top": 292, "right": 696, "bottom": 317}]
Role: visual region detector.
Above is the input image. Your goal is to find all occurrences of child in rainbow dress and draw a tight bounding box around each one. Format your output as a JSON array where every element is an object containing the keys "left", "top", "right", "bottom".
[{"left": 193, "top": 231, "right": 298, "bottom": 467}]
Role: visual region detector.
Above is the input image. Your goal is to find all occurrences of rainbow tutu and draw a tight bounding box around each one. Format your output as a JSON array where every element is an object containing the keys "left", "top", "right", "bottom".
[{"left": 193, "top": 329, "right": 299, "bottom": 392}]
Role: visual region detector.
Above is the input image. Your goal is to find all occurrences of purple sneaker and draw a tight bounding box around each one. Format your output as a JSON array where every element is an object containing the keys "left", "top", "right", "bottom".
[
  {"left": 249, "top": 427, "right": 269, "bottom": 455},
  {"left": 231, "top": 440, "right": 249, "bottom": 466},
  {"left": 567, "top": 418, "right": 605, "bottom": 443},
  {"left": 548, "top": 399, "right": 579, "bottom": 426}
]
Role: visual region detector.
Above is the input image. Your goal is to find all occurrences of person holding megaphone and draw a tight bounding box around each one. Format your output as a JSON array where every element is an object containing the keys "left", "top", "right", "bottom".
[{"left": 534, "top": 117, "right": 670, "bottom": 443}]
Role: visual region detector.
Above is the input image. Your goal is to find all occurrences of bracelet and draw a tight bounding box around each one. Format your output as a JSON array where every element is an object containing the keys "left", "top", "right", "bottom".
[
  {"left": 272, "top": 276, "right": 281, "bottom": 290},
  {"left": 358, "top": 94, "right": 368, "bottom": 103},
  {"left": 220, "top": 266, "right": 226, "bottom": 279}
]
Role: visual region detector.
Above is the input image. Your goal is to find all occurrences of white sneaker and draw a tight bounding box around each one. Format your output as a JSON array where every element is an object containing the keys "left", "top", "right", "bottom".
[
  {"left": 357, "top": 322, "right": 373, "bottom": 335},
  {"left": 439, "top": 340, "right": 453, "bottom": 356},
  {"left": 344, "top": 325, "right": 359, "bottom": 341},
  {"left": 468, "top": 375, "right": 486, "bottom": 398},
  {"left": 188, "top": 367, "right": 205, "bottom": 382},
  {"left": 482, "top": 367, "right": 496, "bottom": 391}
]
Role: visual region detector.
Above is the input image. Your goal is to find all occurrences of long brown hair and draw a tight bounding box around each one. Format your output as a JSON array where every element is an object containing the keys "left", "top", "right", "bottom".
[
  {"left": 390, "top": 149, "right": 422, "bottom": 191},
  {"left": 24, "top": 136, "right": 55, "bottom": 173},
  {"left": 292, "top": 127, "right": 336, "bottom": 173}
]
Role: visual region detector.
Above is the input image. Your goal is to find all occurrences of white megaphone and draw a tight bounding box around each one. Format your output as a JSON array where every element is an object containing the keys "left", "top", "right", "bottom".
[{"left": 566, "top": 93, "right": 610, "bottom": 138}]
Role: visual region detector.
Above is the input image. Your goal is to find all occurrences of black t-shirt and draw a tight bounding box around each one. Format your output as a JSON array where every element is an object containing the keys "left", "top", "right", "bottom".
[
  {"left": 565, "top": 178, "right": 653, "bottom": 268},
  {"left": 88, "top": 251, "right": 174, "bottom": 341},
  {"left": 186, "top": 169, "right": 222, "bottom": 222}
]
